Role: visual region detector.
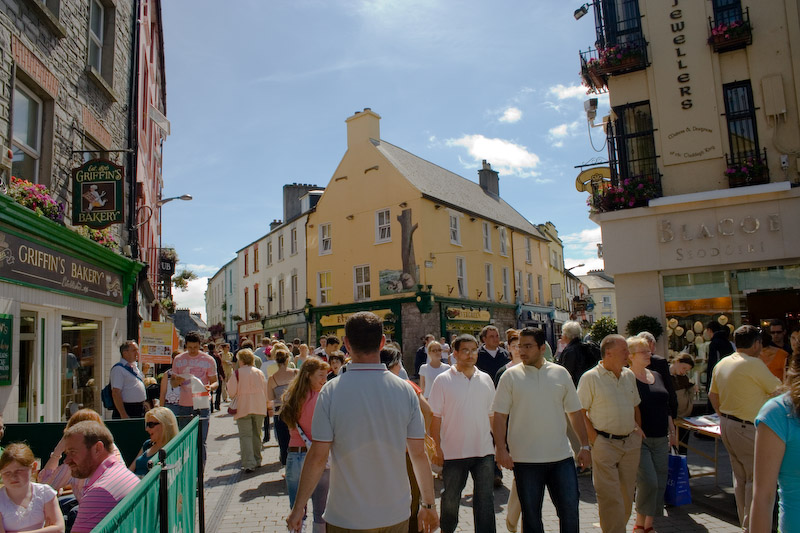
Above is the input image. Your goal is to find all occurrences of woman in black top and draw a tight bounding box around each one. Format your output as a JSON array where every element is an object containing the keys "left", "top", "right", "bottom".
[{"left": 628, "top": 336, "right": 677, "bottom": 533}]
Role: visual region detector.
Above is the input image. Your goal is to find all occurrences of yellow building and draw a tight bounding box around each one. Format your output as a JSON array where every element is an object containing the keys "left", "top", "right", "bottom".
[
  {"left": 305, "top": 109, "right": 554, "bottom": 365},
  {"left": 576, "top": 0, "right": 800, "bottom": 357},
  {"left": 536, "top": 222, "right": 571, "bottom": 336}
]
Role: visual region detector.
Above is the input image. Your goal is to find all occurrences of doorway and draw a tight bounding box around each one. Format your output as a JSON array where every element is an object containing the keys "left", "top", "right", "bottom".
[{"left": 18, "top": 310, "right": 38, "bottom": 422}]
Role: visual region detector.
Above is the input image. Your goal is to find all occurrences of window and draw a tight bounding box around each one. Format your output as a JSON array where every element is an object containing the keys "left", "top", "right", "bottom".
[
  {"left": 537, "top": 275, "right": 544, "bottom": 304},
  {"left": 266, "top": 284, "right": 272, "bottom": 315},
  {"left": 11, "top": 83, "right": 42, "bottom": 184},
  {"left": 485, "top": 263, "right": 494, "bottom": 301},
  {"left": 81, "top": 139, "right": 106, "bottom": 164},
  {"left": 86, "top": 0, "right": 116, "bottom": 91},
  {"left": 516, "top": 270, "right": 523, "bottom": 302},
  {"left": 601, "top": 0, "right": 644, "bottom": 47},
  {"left": 267, "top": 241, "right": 273, "bottom": 265},
  {"left": 290, "top": 227, "right": 297, "bottom": 255},
  {"left": 318, "top": 271, "right": 332, "bottom": 304},
  {"left": 320, "top": 224, "right": 332, "bottom": 255},
  {"left": 278, "top": 279, "right": 285, "bottom": 312},
  {"left": 525, "top": 238, "right": 532, "bottom": 264},
  {"left": 278, "top": 235, "right": 284, "bottom": 261},
  {"left": 244, "top": 250, "right": 249, "bottom": 276},
  {"left": 551, "top": 250, "right": 558, "bottom": 269},
  {"left": 456, "top": 257, "right": 467, "bottom": 298},
  {"left": 291, "top": 274, "right": 298, "bottom": 309},
  {"left": 244, "top": 288, "right": 249, "bottom": 318},
  {"left": 526, "top": 273, "right": 534, "bottom": 303},
  {"left": 723, "top": 81, "right": 759, "bottom": 162},
  {"left": 354, "top": 265, "right": 371, "bottom": 301},
  {"left": 499, "top": 227, "right": 508, "bottom": 256},
  {"left": 502, "top": 267, "right": 510, "bottom": 302},
  {"left": 482, "top": 222, "right": 492, "bottom": 252},
  {"left": 712, "top": 0, "right": 743, "bottom": 25},
  {"left": 253, "top": 245, "right": 259, "bottom": 272},
  {"left": 449, "top": 214, "right": 461, "bottom": 245},
  {"left": 376, "top": 209, "right": 391, "bottom": 243},
  {"left": 88, "top": 0, "right": 104, "bottom": 72},
  {"left": 609, "top": 101, "right": 659, "bottom": 183},
  {"left": 603, "top": 295, "right": 612, "bottom": 308},
  {"left": 254, "top": 284, "right": 260, "bottom": 315}
]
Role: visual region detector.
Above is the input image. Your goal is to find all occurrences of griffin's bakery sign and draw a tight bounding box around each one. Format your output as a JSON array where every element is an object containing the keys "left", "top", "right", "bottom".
[
  {"left": 0, "top": 230, "right": 123, "bottom": 305},
  {"left": 72, "top": 159, "right": 124, "bottom": 229}
]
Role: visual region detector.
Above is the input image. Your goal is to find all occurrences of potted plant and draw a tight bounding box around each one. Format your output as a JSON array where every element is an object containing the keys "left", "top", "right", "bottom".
[
  {"left": 726, "top": 157, "right": 768, "bottom": 187},
  {"left": 708, "top": 19, "right": 751, "bottom": 52},
  {"left": 596, "top": 41, "right": 646, "bottom": 74},
  {"left": 158, "top": 297, "right": 176, "bottom": 314},
  {"left": 588, "top": 175, "right": 661, "bottom": 213},
  {"left": 73, "top": 226, "right": 118, "bottom": 251},
  {"left": 589, "top": 316, "right": 617, "bottom": 343},
  {"left": 626, "top": 315, "right": 664, "bottom": 339},
  {"left": 7, "top": 176, "right": 66, "bottom": 224}
]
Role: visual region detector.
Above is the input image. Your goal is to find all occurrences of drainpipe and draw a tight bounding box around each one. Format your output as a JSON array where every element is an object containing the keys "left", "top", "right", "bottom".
[{"left": 126, "top": 0, "right": 142, "bottom": 340}]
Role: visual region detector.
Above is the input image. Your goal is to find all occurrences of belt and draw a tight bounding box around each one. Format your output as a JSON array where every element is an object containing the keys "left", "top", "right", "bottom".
[
  {"left": 595, "top": 429, "right": 632, "bottom": 440},
  {"left": 288, "top": 446, "right": 308, "bottom": 453},
  {"left": 720, "top": 412, "right": 753, "bottom": 425}
]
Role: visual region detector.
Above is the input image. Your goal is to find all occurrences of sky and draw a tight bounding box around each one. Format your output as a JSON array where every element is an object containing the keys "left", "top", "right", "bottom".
[{"left": 161, "top": 0, "right": 612, "bottom": 319}]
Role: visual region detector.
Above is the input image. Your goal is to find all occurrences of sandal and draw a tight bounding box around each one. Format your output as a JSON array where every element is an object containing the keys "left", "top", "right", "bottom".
[{"left": 633, "top": 527, "right": 645, "bottom": 532}]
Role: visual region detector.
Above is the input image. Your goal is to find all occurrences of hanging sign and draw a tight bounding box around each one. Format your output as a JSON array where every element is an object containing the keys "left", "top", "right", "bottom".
[{"left": 71, "top": 159, "right": 124, "bottom": 228}]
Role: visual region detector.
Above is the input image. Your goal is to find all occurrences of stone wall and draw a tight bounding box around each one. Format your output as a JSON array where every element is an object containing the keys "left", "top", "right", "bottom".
[{"left": 400, "top": 302, "right": 441, "bottom": 374}]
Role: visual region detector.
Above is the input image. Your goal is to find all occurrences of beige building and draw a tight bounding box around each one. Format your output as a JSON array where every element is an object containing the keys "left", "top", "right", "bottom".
[
  {"left": 577, "top": 0, "right": 800, "bottom": 357},
  {"left": 578, "top": 271, "right": 617, "bottom": 324}
]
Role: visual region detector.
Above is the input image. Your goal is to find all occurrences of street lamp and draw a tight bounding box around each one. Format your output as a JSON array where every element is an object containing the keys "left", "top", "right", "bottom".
[
  {"left": 563, "top": 264, "right": 586, "bottom": 313},
  {"left": 574, "top": 3, "right": 591, "bottom": 20},
  {"left": 158, "top": 194, "right": 192, "bottom": 206},
  {"left": 566, "top": 263, "right": 586, "bottom": 272}
]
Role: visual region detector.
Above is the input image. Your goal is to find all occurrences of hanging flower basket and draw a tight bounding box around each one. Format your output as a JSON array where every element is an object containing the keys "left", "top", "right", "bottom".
[
  {"left": 709, "top": 20, "right": 752, "bottom": 52},
  {"left": 7, "top": 176, "right": 66, "bottom": 224}
]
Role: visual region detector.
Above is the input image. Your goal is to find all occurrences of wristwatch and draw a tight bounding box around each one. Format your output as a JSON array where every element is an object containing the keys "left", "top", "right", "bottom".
[
  {"left": 420, "top": 502, "right": 434, "bottom": 510},
  {"left": 580, "top": 445, "right": 592, "bottom": 452}
]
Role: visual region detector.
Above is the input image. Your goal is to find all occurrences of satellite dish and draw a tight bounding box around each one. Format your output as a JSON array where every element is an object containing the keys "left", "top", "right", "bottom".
[{"left": 575, "top": 167, "right": 612, "bottom": 193}]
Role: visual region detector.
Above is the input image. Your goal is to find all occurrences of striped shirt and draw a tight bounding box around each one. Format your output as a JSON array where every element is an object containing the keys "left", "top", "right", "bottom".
[
  {"left": 39, "top": 444, "right": 124, "bottom": 502},
  {"left": 71, "top": 456, "right": 140, "bottom": 532}
]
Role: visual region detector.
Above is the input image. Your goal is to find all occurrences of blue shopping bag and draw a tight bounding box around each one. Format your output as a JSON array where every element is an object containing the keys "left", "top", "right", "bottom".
[{"left": 664, "top": 450, "right": 692, "bottom": 506}]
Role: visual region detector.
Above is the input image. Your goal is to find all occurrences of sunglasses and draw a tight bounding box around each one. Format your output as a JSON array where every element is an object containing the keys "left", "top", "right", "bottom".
[{"left": 145, "top": 421, "right": 161, "bottom": 429}]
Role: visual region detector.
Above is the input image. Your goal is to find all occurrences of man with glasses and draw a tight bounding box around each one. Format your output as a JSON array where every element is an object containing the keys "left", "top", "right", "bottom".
[
  {"left": 493, "top": 327, "right": 591, "bottom": 533},
  {"left": 769, "top": 319, "right": 792, "bottom": 354},
  {"left": 709, "top": 325, "right": 781, "bottom": 531},
  {"left": 110, "top": 341, "right": 147, "bottom": 419}
]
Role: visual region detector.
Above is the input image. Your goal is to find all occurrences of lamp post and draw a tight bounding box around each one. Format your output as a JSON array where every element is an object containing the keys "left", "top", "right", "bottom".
[
  {"left": 158, "top": 193, "right": 192, "bottom": 206},
  {"left": 564, "top": 263, "right": 585, "bottom": 313}
]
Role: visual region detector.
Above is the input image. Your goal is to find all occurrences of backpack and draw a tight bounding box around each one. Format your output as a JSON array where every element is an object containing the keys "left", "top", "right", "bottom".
[
  {"left": 101, "top": 363, "right": 144, "bottom": 410},
  {"left": 577, "top": 341, "right": 601, "bottom": 377}
]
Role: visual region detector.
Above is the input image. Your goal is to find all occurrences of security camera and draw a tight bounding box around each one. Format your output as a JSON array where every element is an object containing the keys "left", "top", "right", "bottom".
[{"left": 584, "top": 98, "right": 598, "bottom": 121}]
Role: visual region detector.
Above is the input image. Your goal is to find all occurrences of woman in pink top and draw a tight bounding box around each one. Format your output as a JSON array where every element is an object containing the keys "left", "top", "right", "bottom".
[
  {"left": 280, "top": 357, "right": 330, "bottom": 533},
  {"left": 226, "top": 349, "right": 269, "bottom": 473}
]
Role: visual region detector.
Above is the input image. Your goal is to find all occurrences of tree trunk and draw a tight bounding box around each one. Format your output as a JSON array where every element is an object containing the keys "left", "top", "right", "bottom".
[{"left": 397, "top": 209, "right": 418, "bottom": 288}]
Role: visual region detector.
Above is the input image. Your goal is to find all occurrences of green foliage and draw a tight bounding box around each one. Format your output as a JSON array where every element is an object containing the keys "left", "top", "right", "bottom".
[
  {"left": 626, "top": 315, "right": 664, "bottom": 339},
  {"left": 590, "top": 316, "right": 618, "bottom": 343},
  {"left": 172, "top": 269, "right": 198, "bottom": 292}
]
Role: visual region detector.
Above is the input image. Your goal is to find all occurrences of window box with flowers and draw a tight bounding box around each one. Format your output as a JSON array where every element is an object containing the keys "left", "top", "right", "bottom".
[
  {"left": 708, "top": 10, "right": 752, "bottom": 53},
  {"left": 7, "top": 176, "right": 66, "bottom": 224},
  {"left": 73, "top": 226, "right": 118, "bottom": 251},
  {"left": 588, "top": 175, "right": 661, "bottom": 213},
  {"left": 594, "top": 40, "right": 648, "bottom": 76},
  {"left": 725, "top": 155, "right": 769, "bottom": 188}
]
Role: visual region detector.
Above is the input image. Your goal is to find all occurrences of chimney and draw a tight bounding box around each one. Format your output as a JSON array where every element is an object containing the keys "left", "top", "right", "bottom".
[
  {"left": 478, "top": 160, "right": 499, "bottom": 197},
  {"left": 270, "top": 219, "right": 283, "bottom": 231},
  {"left": 346, "top": 108, "right": 381, "bottom": 149},
  {"left": 283, "top": 183, "right": 320, "bottom": 221}
]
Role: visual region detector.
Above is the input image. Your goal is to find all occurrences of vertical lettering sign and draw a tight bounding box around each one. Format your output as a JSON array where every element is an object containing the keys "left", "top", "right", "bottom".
[
  {"left": 0, "top": 314, "right": 11, "bottom": 385},
  {"left": 71, "top": 159, "right": 124, "bottom": 228}
]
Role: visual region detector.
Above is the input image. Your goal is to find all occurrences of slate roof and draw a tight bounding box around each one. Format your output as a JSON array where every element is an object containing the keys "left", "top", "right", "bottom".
[
  {"left": 578, "top": 274, "right": 615, "bottom": 290},
  {"left": 372, "top": 139, "right": 548, "bottom": 241}
]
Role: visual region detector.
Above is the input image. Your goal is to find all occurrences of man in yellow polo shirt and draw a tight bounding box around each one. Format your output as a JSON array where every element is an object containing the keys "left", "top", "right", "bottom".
[{"left": 709, "top": 324, "right": 781, "bottom": 532}]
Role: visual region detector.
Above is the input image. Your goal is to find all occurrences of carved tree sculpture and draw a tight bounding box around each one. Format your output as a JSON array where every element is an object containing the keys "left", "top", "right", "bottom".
[{"left": 397, "top": 209, "right": 418, "bottom": 289}]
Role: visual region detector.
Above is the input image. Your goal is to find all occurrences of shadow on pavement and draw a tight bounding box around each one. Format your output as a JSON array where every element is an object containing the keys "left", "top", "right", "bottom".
[{"left": 239, "top": 479, "right": 289, "bottom": 502}]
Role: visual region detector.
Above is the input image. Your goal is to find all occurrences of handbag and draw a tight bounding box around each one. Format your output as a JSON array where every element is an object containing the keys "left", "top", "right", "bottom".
[
  {"left": 227, "top": 369, "right": 240, "bottom": 415},
  {"left": 664, "top": 447, "right": 692, "bottom": 506}
]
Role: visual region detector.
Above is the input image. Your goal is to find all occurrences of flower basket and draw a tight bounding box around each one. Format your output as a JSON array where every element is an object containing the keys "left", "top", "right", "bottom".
[
  {"left": 598, "top": 54, "right": 646, "bottom": 75},
  {"left": 7, "top": 176, "right": 65, "bottom": 224},
  {"left": 725, "top": 157, "right": 769, "bottom": 188},
  {"left": 588, "top": 175, "right": 661, "bottom": 213},
  {"left": 708, "top": 20, "right": 751, "bottom": 52},
  {"left": 594, "top": 42, "right": 647, "bottom": 76}
]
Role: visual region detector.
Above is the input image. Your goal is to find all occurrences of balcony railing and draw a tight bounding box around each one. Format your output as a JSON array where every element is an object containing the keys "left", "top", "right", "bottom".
[
  {"left": 580, "top": 36, "right": 648, "bottom": 81},
  {"left": 708, "top": 7, "right": 752, "bottom": 53},
  {"left": 579, "top": 52, "right": 607, "bottom": 94},
  {"left": 725, "top": 148, "right": 769, "bottom": 188}
]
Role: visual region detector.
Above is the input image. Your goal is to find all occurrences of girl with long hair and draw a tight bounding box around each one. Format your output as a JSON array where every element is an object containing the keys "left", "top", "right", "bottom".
[
  {"left": 0, "top": 443, "right": 65, "bottom": 533},
  {"left": 280, "top": 356, "right": 330, "bottom": 533}
]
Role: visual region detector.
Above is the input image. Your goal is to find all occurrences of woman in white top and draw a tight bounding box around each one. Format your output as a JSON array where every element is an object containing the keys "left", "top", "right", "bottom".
[
  {"left": 0, "top": 443, "right": 64, "bottom": 533},
  {"left": 418, "top": 341, "right": 450, "bottom": 398}
]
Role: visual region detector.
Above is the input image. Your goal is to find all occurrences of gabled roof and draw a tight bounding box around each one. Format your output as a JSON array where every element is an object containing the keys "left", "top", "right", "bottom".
[
  {"left": 578, "top": 274, "right": 615, "bottom": 290},
  {"left": 372, "top": 140, "right": 548, "bottom": 241}
]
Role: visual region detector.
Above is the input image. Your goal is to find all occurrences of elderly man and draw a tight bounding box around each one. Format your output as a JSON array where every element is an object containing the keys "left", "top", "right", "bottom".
[
  {"left": 709, "top": 325, "right": 781, "bottom": 531},
  {"left": 110, "top": 340, "right": 147, "bottom": 419},
  {"left": 63, "top": 421, "right": 140, "bottom": 532},
  {"left": 577, "top": 334, "right": 643, "bottom": 533}
]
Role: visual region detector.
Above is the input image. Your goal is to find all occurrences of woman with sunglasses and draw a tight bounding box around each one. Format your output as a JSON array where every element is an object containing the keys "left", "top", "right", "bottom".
[
  {"left": 129, "top": 407, "right": 179, "bottom": 477},
  {"left": 0, "top": 443, "right": 65, "bottom": 533}
]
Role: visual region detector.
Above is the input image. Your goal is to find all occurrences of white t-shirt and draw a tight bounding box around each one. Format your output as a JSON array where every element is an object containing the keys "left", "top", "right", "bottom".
[
  {"left": 419, "top": 362, "right": 450, "bottom": 398},
  {"left": 110, "top": 359, "right": 146, "bottom": 402},
  {"left": 0, "top": 483, "right": 56, "bottom": 532},
  {"left": 429, "top": 366, "right": 495, "bottom": 460}
]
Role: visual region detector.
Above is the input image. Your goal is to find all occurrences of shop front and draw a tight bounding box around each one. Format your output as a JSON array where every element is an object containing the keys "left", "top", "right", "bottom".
[
  {"left": 517, "top": 304, "right": 555, "bottom": 344},
  {"left": 312, "top": 303, "right": 402, "bottom": 348},
  {"left": 262, "top": 311, "right": 307, "bottom": 344},
  {"left": 237, "top": 319, "right": 264, "bottom": 346},
  {"left": 0, "top": 195, "right": 142, "bottom": 422},
  {"left": 440, "top": 302, "right": 516, "bottom": 340}
]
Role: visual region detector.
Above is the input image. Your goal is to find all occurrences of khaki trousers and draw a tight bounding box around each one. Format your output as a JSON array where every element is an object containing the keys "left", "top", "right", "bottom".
[
  {"left": 592, "top": 433, "right": 641, "bottom": 533},
  {"left": 719, "top": 416, "right": 756, "bottom": 530},
  {"left": 327, "top": 520, "right": 408, "bottom": 533}
]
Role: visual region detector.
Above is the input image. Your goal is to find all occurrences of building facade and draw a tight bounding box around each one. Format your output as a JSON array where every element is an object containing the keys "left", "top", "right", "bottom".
[
  {"left": 306, "top": 109, "right": 554, "bottom": 370},
  {"left": 206, "top": 257, "right": 238, "bottom": 346},
  {"left": 577, "top": 0, "right": 800, "bottom": 359}
]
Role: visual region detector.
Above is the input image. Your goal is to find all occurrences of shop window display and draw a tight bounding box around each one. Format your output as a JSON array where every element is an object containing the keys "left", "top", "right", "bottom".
[{"left": 61, "top": 316, "right": 101, "bottom": 419}]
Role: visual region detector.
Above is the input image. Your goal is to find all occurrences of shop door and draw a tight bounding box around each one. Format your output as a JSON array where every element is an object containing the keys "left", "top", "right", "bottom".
[{"left": 18, "top": 310, "right": 39, "bottom": 422}]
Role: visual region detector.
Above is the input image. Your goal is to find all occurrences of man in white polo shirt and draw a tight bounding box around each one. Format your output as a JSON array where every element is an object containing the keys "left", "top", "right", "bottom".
[
  {"left": 110, "top": 340, "right": 146, "bottom": 419},
  {"left": 430, "top": 333, "right": 496, "bottom": 533},
  {"left": 493, "top": 327, "right": 591, "bottom": 533},
  {"left": 286, "top": 312, "right": 438, "bottom": 533}
]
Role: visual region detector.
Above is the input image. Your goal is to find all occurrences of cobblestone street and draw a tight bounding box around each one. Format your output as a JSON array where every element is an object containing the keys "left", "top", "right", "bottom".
[{"left": 201, "top": 408, "right": 743, "bottom": 533}]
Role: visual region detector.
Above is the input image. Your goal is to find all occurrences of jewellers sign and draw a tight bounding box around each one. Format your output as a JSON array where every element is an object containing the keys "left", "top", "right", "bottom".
[
  {"left": 72, "top": 159, "right": 124, "bottom": 229},
  {"left": 0, "top": 230, "right": 123, "bottom": 305}
]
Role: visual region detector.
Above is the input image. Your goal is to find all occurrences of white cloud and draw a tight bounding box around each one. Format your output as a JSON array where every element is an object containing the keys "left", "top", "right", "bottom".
[
  {"left": 563, "top": 257, "right": 605, "bottom": 276},
  {"left": 562, "top": 226, "right": 604, "bottom": 269},
  {"left": 548, "top": 84, "right": 587, "bottom": 100},
  {"left": 445, "top": 134, "right": 541, "bottom": 179},
  {"left": 547, "top": 120, "right": 581, "bottom": 147},
  {"left": 180, "top": 263, "right": 220, "bottom": 276},
  {"left": 498, "top": 107, "right": 522, "bottom": 123},
  {"left": 562, "top": 226, "right": 603, "bottom": 252},
  {"left": 173, "top": 276, "right": 210, "bottom": 321}
]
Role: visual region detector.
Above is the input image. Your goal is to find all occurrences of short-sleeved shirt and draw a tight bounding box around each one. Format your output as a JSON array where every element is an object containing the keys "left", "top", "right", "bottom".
[
  {"left": 289, "top": 390, "right": 319, "bottom": 448},
  {"left": 0, "top": 482, "right": 56, "bottom": 531},
  {"left": 710, "top": 352, "right": 781, "bottom": 422},
  {"left": 419, "top": 362, "right": 450, "bottom": 398},
  {"left": 172, "top": 352, "right": 217, "bottom": 407},
  {"left": 312, "top": 363, "right": 424, "bottom": 530},
  {"left": 755, "top": 393, "right": 800, "bottom": 531},
  {"left": 636, "top": 371, "right": 670, "bottom": 438},
  {"left": 493, "top": 361, "right": 582, "bottom": 463},
  {"left": 72, "top": 456, "right": 140, "bottom": 532},
  {"left": 428, "top": 366, "right": 495, "bottom": 460},
  {"left": 577, "top": 362, "right": 641, "bottom": 436},
  {"left": 110, "top": 359, "right": 146, "bottom": 402}
]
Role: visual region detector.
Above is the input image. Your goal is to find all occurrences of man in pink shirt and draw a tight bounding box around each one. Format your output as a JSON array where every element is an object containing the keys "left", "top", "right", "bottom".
[
  {"left": 172, "top": 331, "right": 218, "bottom": 463},
  {"left": 63, "top": 421, "right": 139, "bottom": 533}
]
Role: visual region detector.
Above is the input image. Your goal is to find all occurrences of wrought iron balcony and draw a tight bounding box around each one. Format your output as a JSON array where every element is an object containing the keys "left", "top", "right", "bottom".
[
  {"left": 725, "top": 148, "right": 769, "bottom": 188},
  {"left": 708, "top": 7, "right": 752, "bottom": 53}
]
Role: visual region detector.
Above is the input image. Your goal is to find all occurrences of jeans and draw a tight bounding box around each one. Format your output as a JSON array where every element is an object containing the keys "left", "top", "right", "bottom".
[
  {"left": 274, "top": 414, "right": 291, "bottom": 465},
  {"left": 286, "top": 450, "right": 329, "bottom": 532},
  {"left": 441, "top": 454, "right": 496, "bottom": 533},
  {"left": 513, "top": 457, "right": 579, "bottom": 533},
  {"left": 235, "top": 414, "right": 264, "bottom": 470},
  {"left": 174, "top": 405, "right": 210, "bottom": 465}
]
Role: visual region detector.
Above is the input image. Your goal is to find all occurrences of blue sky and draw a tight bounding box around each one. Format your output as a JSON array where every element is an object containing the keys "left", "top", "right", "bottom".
[{"left": 161, "top": 0, "right": 611, "bottom": 317}]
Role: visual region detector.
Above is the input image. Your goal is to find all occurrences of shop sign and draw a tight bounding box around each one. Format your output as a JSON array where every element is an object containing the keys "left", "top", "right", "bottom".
[
  {"left": 444, "top": 306, "right": 491, "bottom": 322},
  {"left": 0, "top": 314, "right": 12, "bottom": 385},
  {"left": 263, "top": 312, "right": 303, "bottom": 330},
  {"left": 238, "top": 320, "right": 263, "bottom": 334},
  {"left": 0, "top": 230, "right": 124, "bottom": 305},
  {"left": 71, "top": 159, "right": 124, "bottom": 229},
  {"left": 139, "top": 321, "right": 177, "bottom": 364},
  {"left": 320, "top": 309, "right": 393, "bottom": 328}
]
